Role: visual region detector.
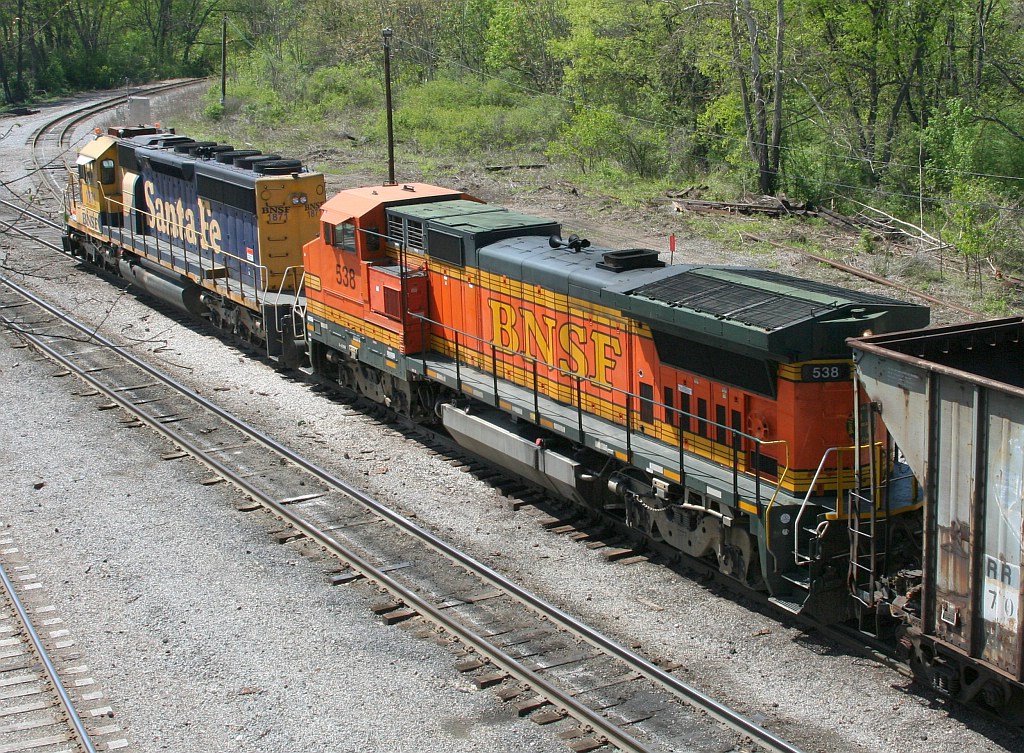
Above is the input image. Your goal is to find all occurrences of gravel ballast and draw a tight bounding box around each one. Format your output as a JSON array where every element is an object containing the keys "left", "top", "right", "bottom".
[
  {"left": 0, "top": 338, "right": 565, "bottom": 753},
  {"left": 1, "top": 92, "right": 1021, "bottom": 752}
]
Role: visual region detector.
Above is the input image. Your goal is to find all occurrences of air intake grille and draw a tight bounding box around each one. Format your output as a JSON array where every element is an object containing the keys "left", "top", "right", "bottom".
[{"left": 633, "top": 268, "right": 891, "bottom": 331}]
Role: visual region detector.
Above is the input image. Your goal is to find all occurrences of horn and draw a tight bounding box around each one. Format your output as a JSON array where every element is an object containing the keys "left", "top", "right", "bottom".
[
  {"left": 563, "top": 234, "right": 591, "bottom": 253},
  {"left": 548, "top": 234, "right": 564, "bottom": 249}
]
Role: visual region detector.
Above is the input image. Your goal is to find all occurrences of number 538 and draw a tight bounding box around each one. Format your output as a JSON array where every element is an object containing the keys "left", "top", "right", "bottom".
[{"left": 335, "top": 264, "right": 356, "bottom": 289}]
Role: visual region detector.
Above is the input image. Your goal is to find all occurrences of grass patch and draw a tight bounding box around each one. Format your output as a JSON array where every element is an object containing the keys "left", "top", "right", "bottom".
[{"left": 170, "top": 74, "right": 564, "bottom": 181}]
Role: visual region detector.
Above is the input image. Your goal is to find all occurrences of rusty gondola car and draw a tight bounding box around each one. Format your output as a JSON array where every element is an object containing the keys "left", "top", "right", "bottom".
[{"left": 851, "top": 318, "right": 1024, "bottom": 718}]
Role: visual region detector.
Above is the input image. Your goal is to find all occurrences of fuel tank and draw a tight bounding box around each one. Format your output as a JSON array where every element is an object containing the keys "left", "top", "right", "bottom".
[{"left": 117, "top": 257, "right": 208, "bottom": 318}]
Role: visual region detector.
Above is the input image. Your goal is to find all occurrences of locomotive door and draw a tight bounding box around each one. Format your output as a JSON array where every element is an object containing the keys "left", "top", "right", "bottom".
[
  {"left": 327, "top": 221, "right": 362, "bottom": 304},
  {"left": 122, "top": 173, "right": 148, "bottom": 235},
  {"left": 713, "top": 386, "right": 744, "bottom": 469},
  {"left": 459, "top": 270, "right": 482, "bottom": 368}
]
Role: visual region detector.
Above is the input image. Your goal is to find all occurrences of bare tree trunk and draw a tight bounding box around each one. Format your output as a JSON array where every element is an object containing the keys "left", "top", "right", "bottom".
[
  {"left": 0, "top": 50, "right": 14, "bottom": 104},
  {"left": 731, "top": 0, "right": 782, "bottom": 195},
  {"left": 769, "top": 0, "right": 784, "bottom": 185},
  {"left": 14, "top": 0, "right": 25, "bottom": 101}
]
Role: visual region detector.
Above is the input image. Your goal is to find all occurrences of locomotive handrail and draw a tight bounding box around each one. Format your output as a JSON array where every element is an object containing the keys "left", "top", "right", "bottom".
[
  {"left": 62, "top": 179, "right": 78, "bottom": 222},
  {"left": 63, "top": 166, "right": 80, "bottom": 216},
  {"left": 757, "top": 440, "right": 792, "bottom": 508},
  {"left": 273, "top": 264, "right": 306, "bottom": 340},
  {"left": 103, "top": 193, "right": 275, "bottom": 305},
  {"left": 273, "top": 264, "right": 305, "bottom": 299},
  {"left": 410, "top": 311, "right": 790, "bottom": 509},
  {"left": 792, "top": 446, "right": 843, "bottom": 568},
  {"left": 791, "top": 442, "right": 884, "bottom": 568},
  {"left": 106, "top": 193, "right": 212, "bottom": 292}
]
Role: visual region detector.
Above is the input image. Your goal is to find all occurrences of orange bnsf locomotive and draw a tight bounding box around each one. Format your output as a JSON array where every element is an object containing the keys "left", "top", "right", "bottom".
[
  {"left": 64, "top": 128, "right": 940, "bottom": 664},
  {"left": 301, "top": 182, "right": 930, "bottom": 621}
]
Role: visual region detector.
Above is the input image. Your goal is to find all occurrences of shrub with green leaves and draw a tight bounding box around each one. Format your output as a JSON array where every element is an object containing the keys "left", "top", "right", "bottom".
[{"left": 386, "top": 77, "right": 563, "bottom": 156}]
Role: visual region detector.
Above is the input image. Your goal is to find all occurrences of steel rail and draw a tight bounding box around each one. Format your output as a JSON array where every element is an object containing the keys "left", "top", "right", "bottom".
[
  {"left": 0, "top": 215, "right": 63, "bottom": 252},
  {"left": 28, "top": 79, "right": 205, "bottom": 201},
  {"left": 0, "top": 199, "right": 67, "bottom": 253},
  {"left": 0, "top": 199, "right": 63, "bottom": 230},
  {"left": 31, "top": 79, "right": 204, "bottom": 153},
  {"left": 0, "top": 559, "right": 98, "bottom": 753},
  {"left": 0, "top": 283, "right": 651, "bottom": 753},
  {"left": 0, "top": 272, "right": 807, "bottom": 753}
]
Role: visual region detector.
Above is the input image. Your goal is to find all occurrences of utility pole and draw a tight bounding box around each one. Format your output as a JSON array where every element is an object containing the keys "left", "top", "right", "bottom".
[
  {"left": 383, "top": 28, "right": 396, "bottom": 186},
  {"left": 220, "top": 16, "right": 227, "bottom": 107}
]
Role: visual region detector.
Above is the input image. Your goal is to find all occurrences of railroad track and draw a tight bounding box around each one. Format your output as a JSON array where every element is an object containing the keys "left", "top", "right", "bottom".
[
  {"left": 32, "top": 81, "right": 204, "bottom": 195},
  {"left": 1, "top": 80, "right": 204, "bottom": 212},
  {"left": 0, "top": 539, "right": 125, "bottom": 753},
  {"left": 0, "top": 257, "right": 806, "bottom": 753}
]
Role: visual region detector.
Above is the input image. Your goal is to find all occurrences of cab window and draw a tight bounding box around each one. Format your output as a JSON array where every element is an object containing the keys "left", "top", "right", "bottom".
[
  {"left": 333, "top": 222, "right": 356, "bottom": 252},
  {"left": 100, "top": 158, "right": 115, "bottom": 185}
]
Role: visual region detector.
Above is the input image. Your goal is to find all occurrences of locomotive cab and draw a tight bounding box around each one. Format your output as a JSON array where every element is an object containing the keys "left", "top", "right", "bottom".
[
  {"left": 73, "top": 136, "right": 122, "bottom": 232},
  {"left": 303, "top": 183, "right": 471, "bottom": 359}
]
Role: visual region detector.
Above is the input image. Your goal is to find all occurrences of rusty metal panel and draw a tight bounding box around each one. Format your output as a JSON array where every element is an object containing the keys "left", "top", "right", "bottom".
[
  {"left": 852, "top": 356, "right": 929, "bottom": 480},
  {"left": 931, "top": 376, "right": 977, "bottom": 653},
  {"left": 981, "top": 391, "right": 1024, "bottom": 676}
]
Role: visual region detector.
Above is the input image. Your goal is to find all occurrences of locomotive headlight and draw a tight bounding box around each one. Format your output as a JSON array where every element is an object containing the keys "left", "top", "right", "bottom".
[
  {"left": 289, "top": 192, "right": 308, "bottom": 205},
  {"left": 291, "top": 196, "right": 300, "bottom": 205},
  {"left": 300, "top": 195, "right": 308, "bottom": 204}
]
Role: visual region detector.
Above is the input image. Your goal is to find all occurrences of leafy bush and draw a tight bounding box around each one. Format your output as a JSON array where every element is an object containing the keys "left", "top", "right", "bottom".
[
  {"left": 305, "top": 64, "right": 380, "bottom": 118},
  {"left": 549, "top": 106, "right": 666, "bottom": 178},
  {"left": 386, "top": 77, "right": 563, "bottom": 156},
  {"left": 203, "top": 102, "right": 225, "bottom": 121}
]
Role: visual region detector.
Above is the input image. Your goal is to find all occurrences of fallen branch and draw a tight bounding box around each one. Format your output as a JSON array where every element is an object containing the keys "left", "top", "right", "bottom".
[
  {"left": 484, "top": 163, "right": 547, "bottom": 172},
  {"left": 847, "top": 198, "right": 945, "bottom": 249},
  {"left": 739, "top": 232, "right": 980, "bottom": 318}
]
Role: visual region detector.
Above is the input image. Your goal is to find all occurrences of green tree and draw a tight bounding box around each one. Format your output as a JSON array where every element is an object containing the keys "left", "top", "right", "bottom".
[
  {"left": 439, "top": 0, "right": 495, "bottom": 74},
  {"left": 485, "top": 0, "right": 567, "bottom": 91},
  {"left": 728, "top": 0, "right": 786, "bottom": 193}
]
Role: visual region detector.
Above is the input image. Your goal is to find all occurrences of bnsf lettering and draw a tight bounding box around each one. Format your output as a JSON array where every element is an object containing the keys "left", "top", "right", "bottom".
[
  {"left": 262, "top": 205, "right": 288, "bottom": 224},
  {"left": 487, "top": 299, "right": 622, "bottom": 384},
  {"left": 144, "top": 180, "right": 223, "bottom": 254},
  {"left": 80, "top": 208, "right": 101, "bottom": 232}
]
